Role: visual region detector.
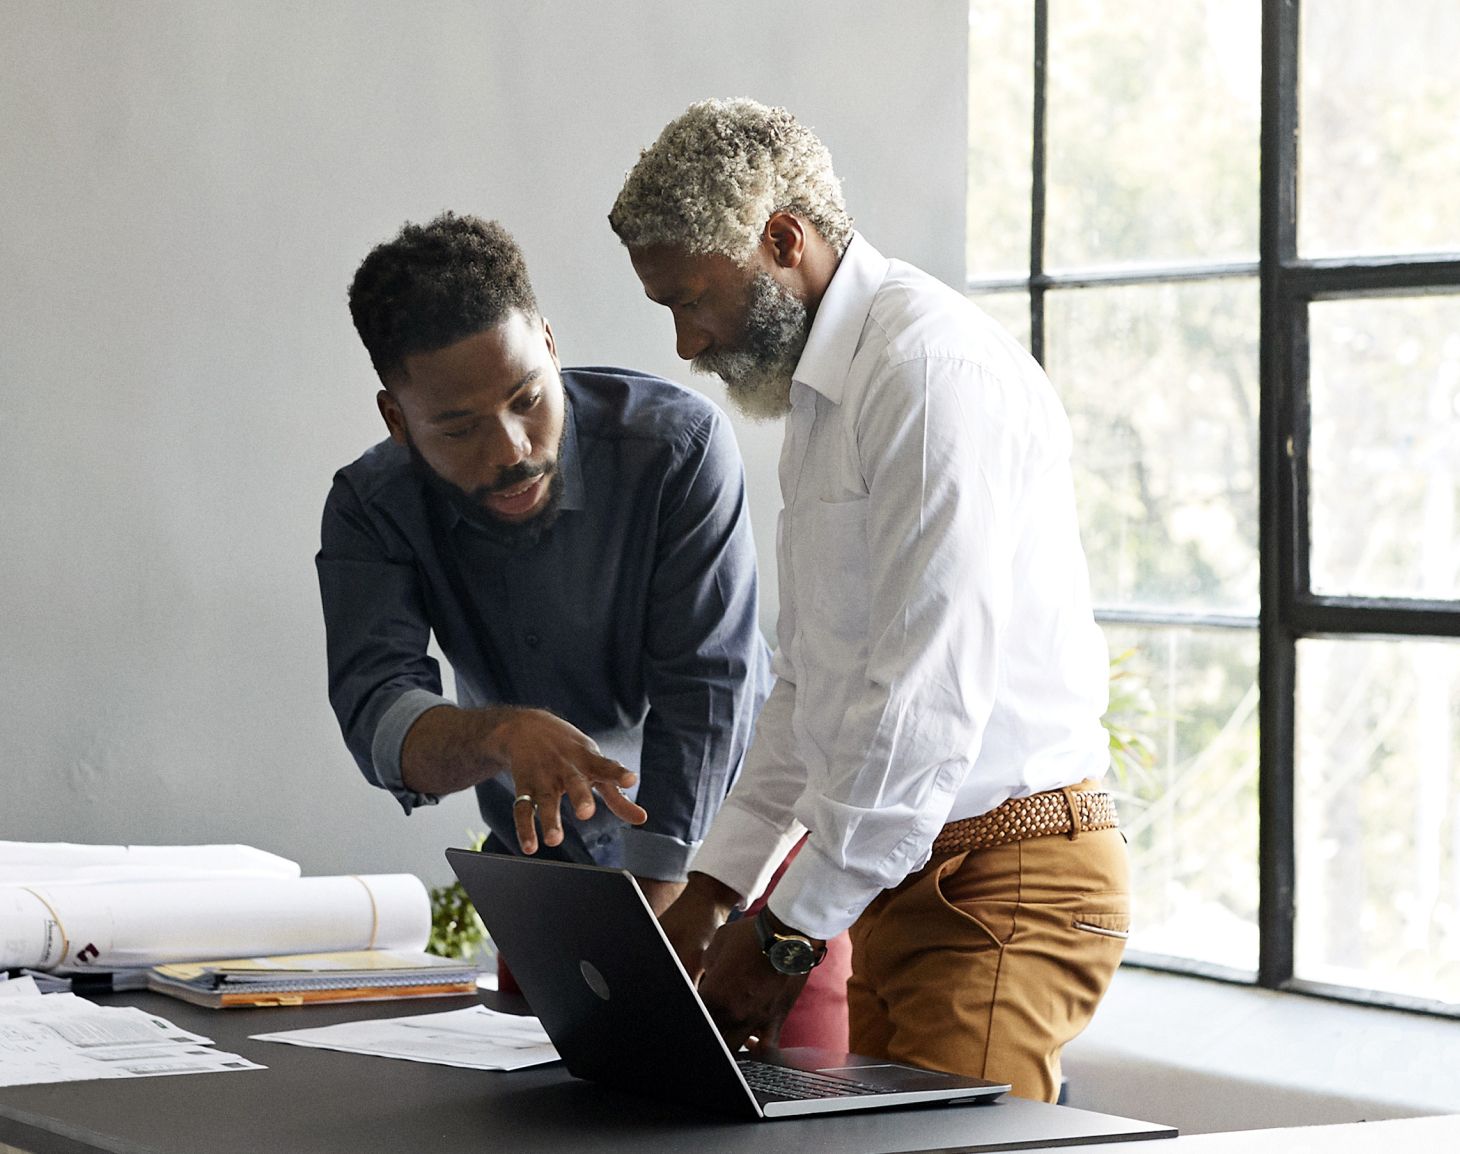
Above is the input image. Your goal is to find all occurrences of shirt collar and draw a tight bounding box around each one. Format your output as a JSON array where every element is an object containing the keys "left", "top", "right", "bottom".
[
  {"left": 792, "top": 233, "right": 889, "bottom": 405},
  {"left": 556, "top": 384, "right": 585, "bottom": 511}
]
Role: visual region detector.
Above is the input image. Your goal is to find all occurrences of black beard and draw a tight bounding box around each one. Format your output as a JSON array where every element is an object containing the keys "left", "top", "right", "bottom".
[{"left": 406, "top": 441, "right": 566, "bottom": 553}]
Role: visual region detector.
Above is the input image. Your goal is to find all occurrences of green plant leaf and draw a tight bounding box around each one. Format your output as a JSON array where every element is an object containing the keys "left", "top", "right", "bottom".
[{"left": 427, "top": 831, "right": 492, "bottom": 961}]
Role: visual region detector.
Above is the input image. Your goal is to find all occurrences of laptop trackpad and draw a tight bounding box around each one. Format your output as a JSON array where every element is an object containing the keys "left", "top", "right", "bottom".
[
  {"left": 820, "top": 1061, "right": 979, "bottom": 1091},
  {"left": 774, "top": 1048, "right": 1005, "bottom": 1093}
]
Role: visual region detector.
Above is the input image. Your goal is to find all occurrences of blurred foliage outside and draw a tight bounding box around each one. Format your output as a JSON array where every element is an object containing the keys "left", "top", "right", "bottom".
[{"left": 968, "top": 0, "right": 1460, "bottom": 1000}]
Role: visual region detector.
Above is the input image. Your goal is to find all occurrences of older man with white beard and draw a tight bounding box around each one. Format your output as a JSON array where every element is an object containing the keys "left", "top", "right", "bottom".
[{"left": 609, "top": 98, "right": 1130, "bottom": 1102}]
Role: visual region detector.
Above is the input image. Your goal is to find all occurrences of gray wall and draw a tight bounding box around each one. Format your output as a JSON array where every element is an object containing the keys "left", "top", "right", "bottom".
[{"left": 0, "top": 1, "right": 967, "bottom": 885}]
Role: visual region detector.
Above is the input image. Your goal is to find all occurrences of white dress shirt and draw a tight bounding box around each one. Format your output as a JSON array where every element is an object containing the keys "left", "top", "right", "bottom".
[{"left": 691, "top": 234, "right": 1111, "bottom": 940}]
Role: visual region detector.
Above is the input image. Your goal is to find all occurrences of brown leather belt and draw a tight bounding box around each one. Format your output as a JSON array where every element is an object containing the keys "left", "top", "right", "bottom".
[{"left": 931, "top": 787, "right": 1119, "bottom": 856}]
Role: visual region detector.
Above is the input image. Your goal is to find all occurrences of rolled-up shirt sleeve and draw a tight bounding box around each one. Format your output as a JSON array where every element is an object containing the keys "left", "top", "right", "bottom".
[
  {"left": 625, "top": 410, "right": 772, "bottom": 882},
  {"left": 687, "top": 238, "right": 1107, "bottom": 938},
  {"left": 316, "top": 472, "right": 445, "bottom": 815},
  {"left": 769, "top": 356, "right": 1018, "bottom": 939},
  {"left": 686, "top": 670, "right": 809, "bottom": 905}
]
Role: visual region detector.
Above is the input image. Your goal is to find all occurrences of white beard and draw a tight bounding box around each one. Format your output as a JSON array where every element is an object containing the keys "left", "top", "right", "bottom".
[{"left": 692, "top": 272, "right": 807, "bottom": 422}]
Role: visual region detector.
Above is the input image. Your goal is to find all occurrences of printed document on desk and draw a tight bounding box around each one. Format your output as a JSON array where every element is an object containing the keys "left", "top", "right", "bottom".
[
  {"left": 0, "top": 978, "right": 264, "bottom": 1087},
  {"left": 251, "top": 1004, "right": 558, "bottom": 1071}
]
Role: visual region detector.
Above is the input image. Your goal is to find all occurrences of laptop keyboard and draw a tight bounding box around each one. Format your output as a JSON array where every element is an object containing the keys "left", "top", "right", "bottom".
[{"left": 737, "top": 1059, "right": 885, "bottom": 1100}]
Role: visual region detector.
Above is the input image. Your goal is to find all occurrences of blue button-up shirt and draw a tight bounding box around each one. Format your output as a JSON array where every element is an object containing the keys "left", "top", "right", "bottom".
[{"left": 317, "top": 367, "right": 771, "bottom": 880}]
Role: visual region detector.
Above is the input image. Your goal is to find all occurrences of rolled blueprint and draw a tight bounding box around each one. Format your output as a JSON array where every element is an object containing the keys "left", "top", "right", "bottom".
[
  {"left": 0, "top": 841, "right": 301, "bottom": 886},
  {"left": 0, "top": 874, "right": 430, "bottom": 971}
]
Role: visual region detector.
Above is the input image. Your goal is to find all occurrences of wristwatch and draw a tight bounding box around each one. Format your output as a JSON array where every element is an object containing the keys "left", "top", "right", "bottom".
[{"left": 753, "top": 909, "right": 827, "bottom": 976}]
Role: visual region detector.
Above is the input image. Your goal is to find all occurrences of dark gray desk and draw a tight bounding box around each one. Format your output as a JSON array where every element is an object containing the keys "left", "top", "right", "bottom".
[{"left": 0, "top": 992, "right": 1175, "bottom": 1154}]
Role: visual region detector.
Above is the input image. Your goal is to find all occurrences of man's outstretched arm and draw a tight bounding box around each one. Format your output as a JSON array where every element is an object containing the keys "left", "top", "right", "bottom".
[{"left": 400, "top": 704, "right": 646, "bottom": 854}]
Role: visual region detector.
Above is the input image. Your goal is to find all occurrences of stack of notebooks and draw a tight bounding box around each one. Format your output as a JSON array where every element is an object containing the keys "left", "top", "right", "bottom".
[{"left": 146, "top": 949, "right": 481, "bottom": 1009}]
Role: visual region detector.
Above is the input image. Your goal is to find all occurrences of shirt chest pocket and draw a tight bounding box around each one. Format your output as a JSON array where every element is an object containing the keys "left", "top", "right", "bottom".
[{"left": 797, "top": 496, "right": 872, "bottom": 652}]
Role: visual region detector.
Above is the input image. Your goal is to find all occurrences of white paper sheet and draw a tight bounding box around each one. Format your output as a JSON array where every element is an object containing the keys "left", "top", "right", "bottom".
[
  {"left": 0, "top": 986, "right": 265, "bottom": 1087},
  {"left": 0, "top": 841, "right": 301, "bottom": 886},
  {"left": 1, "top": 873, "right": 430, "bottom": 970},
  {"left": 251, "top": 1004, "right": 559, "bottom": 1071}
]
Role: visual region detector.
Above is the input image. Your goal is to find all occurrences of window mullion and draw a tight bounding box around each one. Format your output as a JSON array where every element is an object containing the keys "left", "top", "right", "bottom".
[
  {"left": 1030, "top": 0, "right": 1048, "bottom": 365},
  {"left": 1257, "top": 0, "right": 1302, "bottom": 990}
]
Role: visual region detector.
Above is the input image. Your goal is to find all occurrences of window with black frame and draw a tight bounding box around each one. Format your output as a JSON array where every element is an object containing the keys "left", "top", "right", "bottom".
[{"left": 966, "top": 0, "right": 1460, "bottom": 1013}]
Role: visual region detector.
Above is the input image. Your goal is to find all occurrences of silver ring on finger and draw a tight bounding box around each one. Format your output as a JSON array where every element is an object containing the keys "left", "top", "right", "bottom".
[{"left": 513, "top": 793, "right": 538, "bottom": 813}]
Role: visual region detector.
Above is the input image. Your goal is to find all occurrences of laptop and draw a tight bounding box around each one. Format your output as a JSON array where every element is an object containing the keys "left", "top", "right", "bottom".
[{"left": 445, "top": 848, "right": 1011, "bottom": 1119}]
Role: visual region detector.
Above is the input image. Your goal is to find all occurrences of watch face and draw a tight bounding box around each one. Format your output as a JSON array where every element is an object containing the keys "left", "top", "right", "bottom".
[{"left": 767, "top": 937, "right": 817, "bottom": 975}]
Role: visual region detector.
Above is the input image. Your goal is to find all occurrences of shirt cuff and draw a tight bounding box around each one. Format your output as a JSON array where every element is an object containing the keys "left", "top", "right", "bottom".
[
  {"left": 620, "top": 829, "right": 700, "bottom": 883},
  {"left": 689, "top": 800, "right": 805, "bottom": 910},
  {"left": 371, "top": 688, "right": 450, "bottom": 815},
  {"left": 766, "top": 838, "right": 885, "bottom": 941}
]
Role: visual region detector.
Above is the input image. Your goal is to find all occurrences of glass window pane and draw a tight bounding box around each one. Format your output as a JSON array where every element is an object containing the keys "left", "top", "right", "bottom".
[
  {"left": 1309, "top": 295, "right": 1460, "bottom": 599},
  {"left": 1103, "top": 624, "right": 1259, "bottom": 973},
  {"left": 1296, "top": 637, "right": 1460, "bottom": 1005},
  {"left": 1046, "top": 0, "right": 1260, "bottom": 268},
  {"left": 1300, "top": 1, "right": 1460, "bottom": 258},
  {"left": 967, "top": 291, "right": 1030, "bottom": 352},
  {"left": 1045, "top": 279, "right": 1260, "bottom": 613},
  {"left": 967, "top": 2, "right": 1033, "bottom": 279}
]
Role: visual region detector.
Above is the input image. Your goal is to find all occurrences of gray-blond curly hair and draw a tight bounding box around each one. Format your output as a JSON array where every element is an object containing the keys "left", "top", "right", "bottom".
[{"left": 608, "top": 98, "right": 853, "bottom": 263}]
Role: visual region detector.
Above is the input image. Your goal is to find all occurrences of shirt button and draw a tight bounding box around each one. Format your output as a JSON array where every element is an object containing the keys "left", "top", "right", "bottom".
[{"left": 524, "top": 632, "right": 541, "bottom": 649}]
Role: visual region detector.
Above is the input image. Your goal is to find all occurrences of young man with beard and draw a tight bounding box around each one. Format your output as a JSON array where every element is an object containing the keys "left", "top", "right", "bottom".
[
  {"left": 318, "top": 213, "right": 851, "bottom": 1047},
  {"left": 609, "top": 99, "right": 1130, "bottom": 1101},
  {"left": 317, "top": 212, "right": 770, "bottom": 917}
]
